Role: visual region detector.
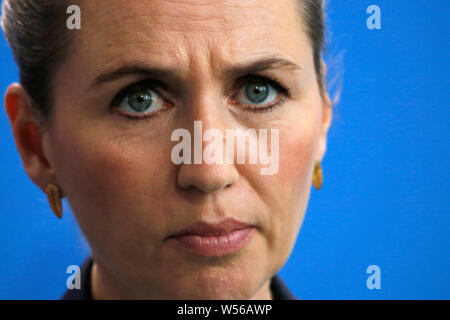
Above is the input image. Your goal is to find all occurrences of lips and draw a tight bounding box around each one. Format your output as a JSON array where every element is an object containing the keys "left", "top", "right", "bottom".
[
  {"left": 171, "top": 218, "right": 253, "bottom": 237},
  {"left": 169, "top": 218, "right": 255, "bottom": 257}
]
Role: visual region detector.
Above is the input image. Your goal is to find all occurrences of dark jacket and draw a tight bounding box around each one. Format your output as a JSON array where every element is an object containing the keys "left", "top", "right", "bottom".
[{"left": 61, "top": 256, "right": 298, "bottom": 300}]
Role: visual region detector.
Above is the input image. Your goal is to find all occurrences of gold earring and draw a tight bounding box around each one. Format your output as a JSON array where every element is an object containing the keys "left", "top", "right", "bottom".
[
  {"left": 312, "top": 160, "right": 323, "bottom": 190},
  {"left": 45, "top": 184, "right": 63, "bottom": 218}
]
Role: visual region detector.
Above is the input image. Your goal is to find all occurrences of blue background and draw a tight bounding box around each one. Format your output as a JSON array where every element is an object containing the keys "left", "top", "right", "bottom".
[{"left": 0, "top": 0, "right": 449, "bottom": 299}]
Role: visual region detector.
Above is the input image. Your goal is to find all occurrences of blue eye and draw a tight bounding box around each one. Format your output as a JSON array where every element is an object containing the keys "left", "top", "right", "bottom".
[
  {"left": 234, "top": 76, "right": 289, "bottom": 111},
  {"left": 112, "top": 81, "right": 165, "bottom": 117},
  {"left": 245, "top": 82, "right": 270, "bottom": 103},
  {"left": 112, "top": 76, "right": 290, "bottom": 120}
]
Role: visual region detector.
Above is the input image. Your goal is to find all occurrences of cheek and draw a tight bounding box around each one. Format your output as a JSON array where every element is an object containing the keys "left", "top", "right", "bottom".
[
  {"left": 279, "top": 106, "right": 320, "bottom": 200},
  {"left": 279, "top": 120, "right": 317, "bottom": 223},
  {"left": 257, "top": 100, "right": 321, "bottom": 259},
  {"left": 51, "top": 119, "right": 175, "bottom": 244}
]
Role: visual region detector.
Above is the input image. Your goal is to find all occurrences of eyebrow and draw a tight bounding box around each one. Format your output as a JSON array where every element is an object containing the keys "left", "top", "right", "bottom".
[{"left": 89, "top": 56, "right": 302, "bottom": 89}]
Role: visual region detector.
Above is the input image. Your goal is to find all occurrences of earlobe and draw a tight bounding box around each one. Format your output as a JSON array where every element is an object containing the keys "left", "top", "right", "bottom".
[{"left": 4, "top": 83, "right": 54, "bottom": 192}]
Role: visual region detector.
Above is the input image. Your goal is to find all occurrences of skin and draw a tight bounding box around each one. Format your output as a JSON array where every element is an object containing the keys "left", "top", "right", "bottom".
[{"left": 4, "top": 0, "right": 332, "bottom": 299}]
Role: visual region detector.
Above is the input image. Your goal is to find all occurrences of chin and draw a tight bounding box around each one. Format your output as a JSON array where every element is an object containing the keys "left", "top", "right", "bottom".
[
  {"left": 169, "top": 286, "right": 255, "bottom": 300},
  {"left": 161, "top": 267, "right": 262, "bottom": 300}
]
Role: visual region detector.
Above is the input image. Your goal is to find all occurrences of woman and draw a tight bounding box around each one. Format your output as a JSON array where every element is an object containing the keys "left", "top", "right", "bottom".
[{"left": 2, "top": 0, "right": 333, "bottom": 299}]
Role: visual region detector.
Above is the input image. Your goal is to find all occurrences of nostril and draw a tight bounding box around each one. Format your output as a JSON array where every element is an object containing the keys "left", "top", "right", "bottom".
[{"left": 177, "top": 167, "right": 237, "bottom": 193}]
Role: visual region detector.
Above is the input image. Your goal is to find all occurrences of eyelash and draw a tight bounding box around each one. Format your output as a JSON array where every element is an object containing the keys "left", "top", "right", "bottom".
[
  {"left": 235, "top": 74, "right": 291, "bottom": 114},
  {"left": 111, "top": 75, "right": 291, "bottom": 121}
]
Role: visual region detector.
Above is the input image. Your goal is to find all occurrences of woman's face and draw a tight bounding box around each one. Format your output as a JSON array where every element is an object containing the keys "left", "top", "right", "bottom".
[{"left": 39, "top": 0, "right": 331, "bottom": 299}]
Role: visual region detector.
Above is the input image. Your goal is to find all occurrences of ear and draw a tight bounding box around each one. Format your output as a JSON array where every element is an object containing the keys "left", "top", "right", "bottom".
[
  {"left": 316, "top": 60, "right": 333, "bottom": 162},
  {"left": 4, "top": 83, "right": 57, "bottom": 193}
]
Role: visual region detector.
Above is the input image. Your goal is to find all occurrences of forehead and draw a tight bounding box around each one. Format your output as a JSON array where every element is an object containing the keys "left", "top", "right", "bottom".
[{"left": 76, "top": 0, "right": 308, "bottom": 76}]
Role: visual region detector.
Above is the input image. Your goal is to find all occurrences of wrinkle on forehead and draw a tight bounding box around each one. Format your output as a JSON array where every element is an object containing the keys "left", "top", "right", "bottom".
[
  {"left": 75, "top": 0, "right": 307, "bottom": 80},
  {"left": 85, "top": 0, "right": 283, "bottom": 31}
]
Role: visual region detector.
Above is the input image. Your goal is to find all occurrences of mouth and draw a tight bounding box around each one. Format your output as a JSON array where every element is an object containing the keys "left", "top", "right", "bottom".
[{"left": 168, "top": 218, "right": 256, "bottom": 257}]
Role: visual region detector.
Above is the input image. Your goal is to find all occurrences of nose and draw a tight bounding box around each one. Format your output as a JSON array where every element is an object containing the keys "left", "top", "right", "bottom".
[
  {"left": 177, "top": 160, "right": 239, "bottom": 193},
  {"left": 175, "top": 94, "right": 240, "bottom": 193}
]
